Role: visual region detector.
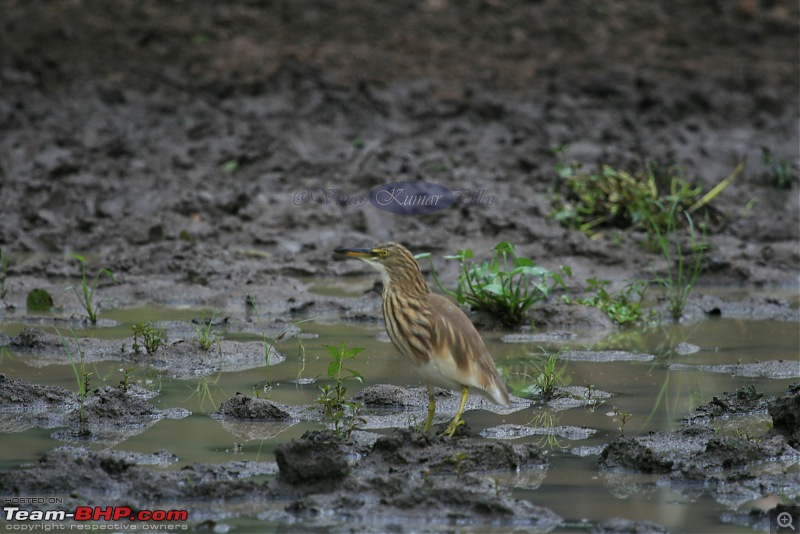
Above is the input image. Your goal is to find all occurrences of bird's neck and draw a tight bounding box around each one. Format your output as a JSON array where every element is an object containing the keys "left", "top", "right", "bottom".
[{"left": 382, "top": 266, "right": 430, "bottom": 299}]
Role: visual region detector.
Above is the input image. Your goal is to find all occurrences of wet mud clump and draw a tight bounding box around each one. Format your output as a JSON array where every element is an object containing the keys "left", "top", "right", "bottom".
[
  {"left": 681, "top": 384, "right": 770, "bottom": 425},
  {"left": 5, "top": 326, "right": 285, "bottom": 379},
  {"left": 216, "top": 392, "right": 292, "bottom": 420},
  {"left": 769, "top": 383, "right": 800, "bottom": 447},
  {"left": 277, "top": 427, "right": 559, "bottom": 531},
  {"left": 0, "top": 446, "right": 273, "bottom": 512},
  {"left": 0, "top": 374, "right": 188, "bottom": 446},
  {"left": 0, "top": 374, "right": 78, "bottom": 432},
  {"left": 592, "top": 518, "right": 668, "bottom": 534},
  {"left": 212, "top": 393, "right": 299, "bottom": 441},
  {"left": 275, "top": 430, "right": 351, "bottom": 486},
  {"left": 365, "top": 427, "right": 546, "bottom": 474},
  {"left": 598, "top": 386, "right": 800, "bottom": 509},
  {"left": 599, "top": 437, "right": 676, "bottom": 473},
  {"left": 78, "top": 385, "right": 164, "bottom": 423},
  {"left": 54, "top": 384, "right": 190, "bottom": 444}
]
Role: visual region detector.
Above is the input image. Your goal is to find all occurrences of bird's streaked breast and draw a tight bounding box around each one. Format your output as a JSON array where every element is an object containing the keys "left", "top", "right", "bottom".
[{"left": 382, "top": 290, "right": 432, "bottom": 368}]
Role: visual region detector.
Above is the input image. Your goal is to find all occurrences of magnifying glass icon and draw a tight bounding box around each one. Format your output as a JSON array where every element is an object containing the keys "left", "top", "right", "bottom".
[{"left": 778, "top": 512, "right": 795, "bottom": 531}]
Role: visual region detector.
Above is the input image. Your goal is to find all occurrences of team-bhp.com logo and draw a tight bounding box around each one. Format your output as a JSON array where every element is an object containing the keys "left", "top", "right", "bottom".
[{"left": 4, "top": 505, "right": 188, "bottom": 529}]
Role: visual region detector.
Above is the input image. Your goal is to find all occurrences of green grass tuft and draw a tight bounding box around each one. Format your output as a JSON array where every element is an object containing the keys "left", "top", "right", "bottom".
[
  {"left": 55, "top": 327, "right": 91, "bottom": 432},
  {"left": 550, "top": 159, "right": 740, "bottom": 239},
  {"left": 648, "top": 203, "right": 707, "bottom": 321},
  {"left": 195, "top": 315, "right": 221, "bottom": 352},
  {"left": 420, "top": 241, "right": 570, "bottom": 328},
  {"left": 505, "top": 349, "right": 568, "bottom": 400},
  {"left": 132, "top": 321, "right": 167, "bottom": 354},
  {"left": 316, "top": 342, "right": 366, "bottom": 439},
  {"left": 571, "top": 277, "right": 651, "bottom": 326},
  {"left": 67, "top": 254, "right": 115, "bottom": 324}
]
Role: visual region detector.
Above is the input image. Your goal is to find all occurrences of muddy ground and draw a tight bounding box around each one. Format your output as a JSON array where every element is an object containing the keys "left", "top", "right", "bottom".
[
  {"left": 0, "top": 0, "right": 798, "bottom": 531},
  {"left": 0, "top": 378, "right": 797, "bottom": 531},
  {"left": 0, "top": 0, "right": 798, "bottom": 304}
]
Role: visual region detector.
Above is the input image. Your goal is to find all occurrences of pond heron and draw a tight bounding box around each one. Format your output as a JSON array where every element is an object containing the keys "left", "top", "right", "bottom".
[{"left": 334, "top": 242, "right": 510, "bottom": 436}]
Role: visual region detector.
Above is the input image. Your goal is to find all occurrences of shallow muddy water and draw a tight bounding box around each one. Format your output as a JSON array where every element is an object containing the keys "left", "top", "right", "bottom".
[
  {"left": 0, "top": 290, "right": 797, "bottom": 532},
  {"left": 1, "top": 1, "right": 797, "bottom": 529}
]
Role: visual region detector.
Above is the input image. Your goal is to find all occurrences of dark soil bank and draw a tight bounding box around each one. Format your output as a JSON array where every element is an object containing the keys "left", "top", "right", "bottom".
[{"left": 0, "top": 0, "right": 797, "bottom": 307}]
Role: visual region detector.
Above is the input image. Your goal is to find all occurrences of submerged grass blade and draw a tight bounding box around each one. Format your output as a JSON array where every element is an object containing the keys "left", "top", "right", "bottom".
[{"left": 54, "top": 326, "right": 88, "bottom": 425}]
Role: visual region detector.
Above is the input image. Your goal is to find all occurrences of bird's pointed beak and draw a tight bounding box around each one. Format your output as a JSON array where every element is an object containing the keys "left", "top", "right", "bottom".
[{"left": 334, "top": 247, "right": 375, "bottom": 259}]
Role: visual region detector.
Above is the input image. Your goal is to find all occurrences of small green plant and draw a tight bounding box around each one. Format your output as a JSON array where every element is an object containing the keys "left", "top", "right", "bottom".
[
  {"left": 67, "top": 254, "right": 115, "bottom": 324},
  {"left": 195, "top": 315, "right": 220, "bottom": 352},
  {"left": 26, "top": 288, "right": 54, "bottom": 312},
  {"left": 532, "top": 351, "right": 567, "bottom": 398},
  {"left": 445, "top": 452, "right": 469, "bottom": 478},
  {"left": 295, "top": 329, "right": 308, "bottom": 382},
  {"left": 118, "top": 367, "right": 135, "bottom": 390},
  {"left": 506, "top": 349, "right": 568, "bottom": 399},
  {"left": 131, "top": 321, "right": 166, "bottom": 354},
  {"left": 0, "top": 248, "right": 10, "bottom": 299},
  {"left": 648, "top": 203, "right": 707, "bottom": 320},
  {"left": 421, "top": 241, "right": 570, "bottom": 327},
  {"left": 55, "top": 327, "right": 91, "bottom": 431},
  {"left": 335, "top": 399, "right": 367, "bottom": 439},
  {"left": 317, "top": 343, "right": 365, "bottom": 415},
  {"left": 609, "top": 405, "right": 634, "bottom": 436},
  {"left": 758, "top": 147, "right": 796, "bottom": 188},
  {"left": 247, "top": 294, "right": 277, "bottom": 390},
  {"left": 551, "top": 160, "right": 741, "bottom": 238},
  {"left": 571, "top": 277, "right": 650, "bottom": 325},
  {"left": 552, "top": 162, "right": 695, "bottom": 235},
  {"left": 316, "top": 342, "right": 366, "bottom": 438}
]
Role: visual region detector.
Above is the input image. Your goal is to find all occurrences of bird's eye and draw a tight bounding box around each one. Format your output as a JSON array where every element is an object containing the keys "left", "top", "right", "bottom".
[{"left": 379, "top": 249, "right": 388, "bottom": 257}]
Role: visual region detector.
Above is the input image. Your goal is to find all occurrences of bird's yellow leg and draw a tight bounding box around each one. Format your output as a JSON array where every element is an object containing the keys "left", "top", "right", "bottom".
[
  {"left": 423, "top": 383, "right": 436, "bottom": 432},
  {"left": 443, "top": 385, "right": 469, "bottom": 437}
]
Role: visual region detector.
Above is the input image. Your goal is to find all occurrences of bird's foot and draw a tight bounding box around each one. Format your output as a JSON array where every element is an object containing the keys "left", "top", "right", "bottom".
[{"left": 441, "top": 417, "right": 464, "bottom": 437}]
